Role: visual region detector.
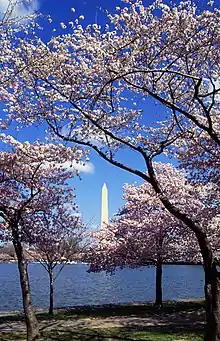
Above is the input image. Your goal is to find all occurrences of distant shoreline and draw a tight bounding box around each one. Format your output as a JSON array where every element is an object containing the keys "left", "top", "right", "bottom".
[{"left": 0, "top": 261, "right": 202, "bottom": 265}]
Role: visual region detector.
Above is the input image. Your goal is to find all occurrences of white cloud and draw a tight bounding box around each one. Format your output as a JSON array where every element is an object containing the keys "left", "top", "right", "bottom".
[
  {"left": 61, "top": 124, "right": 105, "bottom": 148},
  {"left": 62, "top": 203, "right": 82, "bottom": 216},
  {"left": 35, "top": 158, "right": 95, "bottom": 175},
  {"left": 90, "top": 223, "right": 99, "bottom": 232},
  {"left": 62, "top": 160, "right": 94, "bottom": 174},
  {"left": 71, "top": 212, "right": 82, "bottom": 218},
  {"left": 208, "top": 78, "right": 220, "bottom": 103},
  {"left": 0, "top": 0, "right": 39, "bottom": 17}
]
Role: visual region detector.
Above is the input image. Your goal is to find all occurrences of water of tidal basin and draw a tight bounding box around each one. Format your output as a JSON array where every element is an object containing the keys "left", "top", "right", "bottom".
[{"left": 0, "top": 263, "right": 204, "bottom": 312}]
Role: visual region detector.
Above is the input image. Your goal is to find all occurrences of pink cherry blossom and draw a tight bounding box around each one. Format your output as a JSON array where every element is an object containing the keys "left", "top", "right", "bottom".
[
  {"left": 0, "top": 1, "right": 219, "bottom": 339},
  {"left": 0, "top": 135, "right": 82, "bottom": 339},
  {"left": 88, "top": 163, "right": 219, "bottom": 305}
]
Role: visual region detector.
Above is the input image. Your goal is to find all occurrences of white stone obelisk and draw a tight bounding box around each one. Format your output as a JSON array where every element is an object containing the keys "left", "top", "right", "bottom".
[{"left": 101, "top": 183, "right": 109, "bottom": 229}]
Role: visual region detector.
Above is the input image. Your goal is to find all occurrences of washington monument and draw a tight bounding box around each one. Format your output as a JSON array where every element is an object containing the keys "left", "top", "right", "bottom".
[{"left": 101, "top": 183, "right": 109, "bottom": 229}]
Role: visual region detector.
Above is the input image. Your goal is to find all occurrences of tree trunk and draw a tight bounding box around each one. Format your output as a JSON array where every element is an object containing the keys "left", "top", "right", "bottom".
[
  {"left": 12, "top": 231, "right": 40, "bottom": 341},
  {"left": 48, "top": 267, "right": 54, "bottom": 315},
  {"left": 145, "top": 158, "right": 220, "bottom": 340},
  {"left": 155, "top": 262, "right": 162, "bottom": 307},
  {"left": 204, "top": 264, "right": 220, "bottom": 341}
]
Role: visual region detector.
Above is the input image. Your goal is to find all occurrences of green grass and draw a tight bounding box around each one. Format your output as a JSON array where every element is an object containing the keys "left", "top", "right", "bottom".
[
  {"left": 0, "top": 300, "right": 205, "bottom": 323},
  {"left": 0, "top": 301, "right": 205, "bottom": 341},
  {"left": 0, "top": 328, "right": 204, "bottom": 341},
  {"left": 48, "top": 300, "right": 205, "bottom": 320}
]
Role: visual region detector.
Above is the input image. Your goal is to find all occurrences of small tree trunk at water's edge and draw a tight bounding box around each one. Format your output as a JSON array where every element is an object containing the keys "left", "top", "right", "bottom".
[
  {"left": 49, "top": 267, "right": 54, "bottom": 315},
  {"left": 12, "top": 233, "right": 40, "bottom": 341},
  {"left": 155, "top": 262, "right": 163, "bottom": 307}
]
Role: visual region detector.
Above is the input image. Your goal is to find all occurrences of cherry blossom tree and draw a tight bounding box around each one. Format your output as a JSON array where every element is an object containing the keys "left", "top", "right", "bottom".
[
  {"left": 26, "top": 213, "right": 85, "bottom": 315},
  {"left": 88, "top": 163, "right": 218, "bottom": 306},
  {"left": 0, "top": 0, "right": 40, "bottom": 119},
  {"left": 0, "top": 134, "right": 82, "bottom": 341},
  {"left": 1, "top": 0, "right": 220, "bottom": 339}
]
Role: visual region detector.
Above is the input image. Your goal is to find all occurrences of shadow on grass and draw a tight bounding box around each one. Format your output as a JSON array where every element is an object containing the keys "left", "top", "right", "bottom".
[
  {"left": 0, "top": 326, "right": 204, "bottom": 341},
  {"left": 66, "top": 300, "right": 205, "bottom": 319},
  {"left": 0, "top": 301, "right": 205, "bottom": 341},
  {"left": 0, "top": 332, "right": 24, "bottom": 340},
  {"left": 52, "top": 300, "right": 205, "bottom": 319},
  {"left": 44, "top": 326, "right": 204, "bottom": 340},
  {"left": 0, "top": 300, "right": 205, "bottom": 325}
]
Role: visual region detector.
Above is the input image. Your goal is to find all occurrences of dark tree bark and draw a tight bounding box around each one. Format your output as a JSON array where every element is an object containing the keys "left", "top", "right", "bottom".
[
  {"left": 155, "top": 262, "right": 163, "bottom": 307},
  {"left": 48, "top": 266, "right": 54, "bottom": 315},
  {"left": 145, "top": 158, "right": 220, "bottom": 340},
  {"left": 12, "top": 228, "right": 40, "bottom": 341},
  {"left": 204, "top": 262, "right": 220, "bottom": 341}
]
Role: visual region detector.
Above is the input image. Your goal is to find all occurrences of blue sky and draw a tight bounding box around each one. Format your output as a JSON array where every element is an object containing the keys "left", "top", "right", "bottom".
[{"left": 0, "top": 0, "right": 218, "bottom": 228}]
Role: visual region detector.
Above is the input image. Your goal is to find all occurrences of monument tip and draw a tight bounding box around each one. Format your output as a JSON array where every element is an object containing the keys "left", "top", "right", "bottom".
[{"left": 101, "top": 182, "right": 108, "bottom": 229}]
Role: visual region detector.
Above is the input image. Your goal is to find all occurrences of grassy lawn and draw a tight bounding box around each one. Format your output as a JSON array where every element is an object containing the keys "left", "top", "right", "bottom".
[
  {"left": 37, "top": 300, "right": 205, "bottom": 320},
  {"left": 0, "top": 301, "right": 205, "bottom": 341},
  {"left": 0, "top": 328, "right": 203, "bottom": 341},
  {"left": 48, "top": 327, "right": 203, "bottom": 340},
  {"left": 0, "top": 300, "right": 205, "bottom": 322}
]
